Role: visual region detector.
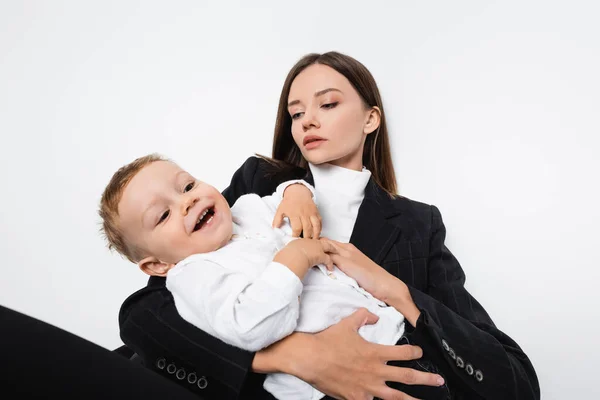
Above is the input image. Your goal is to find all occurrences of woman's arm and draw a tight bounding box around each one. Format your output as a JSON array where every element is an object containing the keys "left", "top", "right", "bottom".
[
  {"left": 251, "top": 308, "right": 445, "bottom": 400},
  {"left": 221, "top": 156, "right": 262, "bottom": 206},
  {"left": 324, "top": 208, "right": 540, "bottom": 399},
  {"left": 221, "top": 156, "right": 307, "bottom": 206},
  {"left": 401, "top": 205, "right": 540, "bottom": 399}
]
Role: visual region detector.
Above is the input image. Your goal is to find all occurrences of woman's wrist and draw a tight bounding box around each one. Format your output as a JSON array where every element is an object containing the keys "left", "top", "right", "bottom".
[
  {"left": 384, "top": 278, "right": 421, "bottom": 327},
  {"left": 251, "top": 332, "right": 314, "bottom": 376}
]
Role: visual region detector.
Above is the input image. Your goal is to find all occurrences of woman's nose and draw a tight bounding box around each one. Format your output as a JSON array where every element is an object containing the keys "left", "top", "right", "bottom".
[
  {"left": 181, "top": 196, "right": 198, "bottom": 216},
  {"left": 301, "top": 110, "right": 321, "bottom": 131}
]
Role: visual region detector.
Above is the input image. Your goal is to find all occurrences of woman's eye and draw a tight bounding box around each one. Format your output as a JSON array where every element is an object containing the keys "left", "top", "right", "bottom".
[
  {"left": 184, "top": 182, "right": 195, "bottom": 192},
  {"left": 158, "top": 210, "right": 170, "bottom": 225},
  {"left": 322, "top": 102, "right": 338, "bottom": 109},
  {"left": 291, "top": 112, "right": 304, "bottom": 120}
]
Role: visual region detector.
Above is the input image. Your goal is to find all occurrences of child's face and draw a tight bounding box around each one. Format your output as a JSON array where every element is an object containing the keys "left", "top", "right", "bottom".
[{"left": 118, "top": 161, "right": 233, "bottom": 266}]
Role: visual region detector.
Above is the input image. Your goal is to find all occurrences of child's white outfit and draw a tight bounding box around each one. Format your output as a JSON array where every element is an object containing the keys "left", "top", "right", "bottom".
[{"left": 166, "top": 162, "right": 405, "bottom": 400}]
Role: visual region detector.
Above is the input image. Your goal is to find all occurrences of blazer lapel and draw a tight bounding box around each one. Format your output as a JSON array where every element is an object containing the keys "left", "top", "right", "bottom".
[
  {"left": 349, "top": 179, "right": 402, "bottom": 265},
  {"left": 302, "top": 168, "right": 315, "bottom": 186}
]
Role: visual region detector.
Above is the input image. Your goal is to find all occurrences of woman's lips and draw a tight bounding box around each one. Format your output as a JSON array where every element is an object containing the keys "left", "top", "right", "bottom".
[{"left": 303, "top": 135, "right": 326, "bottom": 150}]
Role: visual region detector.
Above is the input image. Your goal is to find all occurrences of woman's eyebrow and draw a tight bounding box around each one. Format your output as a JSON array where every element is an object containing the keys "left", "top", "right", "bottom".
[{"left": 288, "top": 88, "right": 343, "bottom": 107}]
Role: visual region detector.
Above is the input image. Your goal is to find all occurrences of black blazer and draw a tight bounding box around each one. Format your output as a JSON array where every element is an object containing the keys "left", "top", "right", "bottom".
[{"left": 119, "top": 157, "right": 540, "bottom": 400}]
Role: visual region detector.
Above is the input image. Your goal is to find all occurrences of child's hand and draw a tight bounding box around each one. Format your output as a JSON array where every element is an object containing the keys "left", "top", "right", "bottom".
[
  {"left": 273, "top": 184, "right": 322, "bottom": 239},
  {"left": 274, "top": 238, "right": 335, "bottom": 279}
]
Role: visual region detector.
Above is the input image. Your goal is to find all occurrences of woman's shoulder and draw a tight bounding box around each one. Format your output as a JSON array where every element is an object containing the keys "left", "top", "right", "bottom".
[
  {"left": 389, "top": 194, "right": 435, "bottom": 216},
  {"left": 250, "top": 155, "right": 307, "bottom": 182},
  {"left": 386, "top": 194, "right": 444, "bottom": 231}
]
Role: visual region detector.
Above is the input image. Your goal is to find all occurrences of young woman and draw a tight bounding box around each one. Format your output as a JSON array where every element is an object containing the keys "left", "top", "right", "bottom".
[{"left": 119, "top": 52, "right": 540, "bottom": 400}]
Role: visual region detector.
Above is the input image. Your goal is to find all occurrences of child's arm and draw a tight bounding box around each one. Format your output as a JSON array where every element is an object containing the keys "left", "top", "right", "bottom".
[
  {"left": 166, "top": 240, "right": 332, "bottom": 353},
  {"left": 167, "top": 256, "right": 302, "bottom": 352}
]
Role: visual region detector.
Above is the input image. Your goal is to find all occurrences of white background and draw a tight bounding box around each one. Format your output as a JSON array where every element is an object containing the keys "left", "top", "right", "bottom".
[{"left": 1, "top": 1, "right": 598, "bottom": 399}]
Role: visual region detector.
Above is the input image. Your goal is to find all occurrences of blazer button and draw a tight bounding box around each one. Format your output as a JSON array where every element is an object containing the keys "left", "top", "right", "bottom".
[
  {"left": 176, "top": 368, "right": 186, "bottom": 380},
  {"left": 466, "top": 363, "right": 474, "bottom": 375},
  {"left": 197, "top": 376, "right": 208, "bottom": 389},
  {"left": 456, "top": 356, "right": 464, "bottom": 368},
  {"left": 441, "top": 339, "right": 450, "bottom": 352},
  {"left": 166, "top": 363, "right": 177, "bottom": 374},
  {"left": 155, "top": 358, "right": 166, "bottom": 370},
  {"left": 187, "top": 372, "right": 198, "bottom": 384},
  {"left": 448, "top": 348, "right": 456, "bottom": 360},
  {"left": 475, "top": 370, "right": 484, "bottom": 382}
]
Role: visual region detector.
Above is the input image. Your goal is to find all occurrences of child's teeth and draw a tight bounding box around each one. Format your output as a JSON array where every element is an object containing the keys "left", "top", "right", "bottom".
[{"left": 197, "top": 209, "right": 208, "bottom": 223}]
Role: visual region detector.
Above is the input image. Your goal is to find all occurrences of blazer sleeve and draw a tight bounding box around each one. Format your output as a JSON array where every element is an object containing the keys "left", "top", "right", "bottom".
[
  {"left": 221, "top": 156, "right": 261, "bottom": 206},
  {"left": 406, "top": 205, "right": 540, "bottom": 399}
]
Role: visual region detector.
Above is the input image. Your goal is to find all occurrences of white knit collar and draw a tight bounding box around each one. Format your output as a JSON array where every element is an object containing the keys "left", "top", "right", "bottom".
[{"left": 308, "top": 162, "right": 371, "bottom": 198}]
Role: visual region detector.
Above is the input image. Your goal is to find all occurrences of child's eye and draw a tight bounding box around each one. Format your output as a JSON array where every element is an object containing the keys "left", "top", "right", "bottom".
[
  {"left": 322, "top": 102, "right": 338, "bottom": 109},
  {"left": 158, "top": 210, "right": 170, "bottom": 225},
  {"left": 291, "top": 112, "right": 304, "bottom": 120},
  {"left": 183, "top": 182, "right": 195, "bottom": 193}
]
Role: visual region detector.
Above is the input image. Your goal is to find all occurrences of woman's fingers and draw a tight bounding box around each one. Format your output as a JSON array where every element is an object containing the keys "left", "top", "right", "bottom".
[
  {"left": 373, "top": 386, "right": 421, "bottom": 400},
  {"left": 343, "top": 307, "right": 380, "bottom": 331},
  {"left": 320, "top": 238, "right": 343, "bottom": 254},
  {"left": 376, "top": 344, "right": 423, "bottom": 362},
  {"left": 319, "top": 238, "right": 337, "bottom": 254},
  {"left": 381, "top": 364, "right": 445, "bottom": 387}
]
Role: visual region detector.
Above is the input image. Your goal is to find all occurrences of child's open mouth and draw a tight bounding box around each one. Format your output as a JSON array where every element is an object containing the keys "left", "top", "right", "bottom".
[{"left": 193, "top": 207, "right": 215, "bottom": 232}]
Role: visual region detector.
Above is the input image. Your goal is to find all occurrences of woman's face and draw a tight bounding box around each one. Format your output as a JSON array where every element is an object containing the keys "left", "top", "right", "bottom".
[{"left": 287, "top": 64, "right": 380, "bottom": 171}]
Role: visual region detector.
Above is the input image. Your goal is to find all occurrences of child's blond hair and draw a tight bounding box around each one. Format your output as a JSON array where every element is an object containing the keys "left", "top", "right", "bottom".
[{"left": 98, "top": 153, "right": 167, "bottom": 262}]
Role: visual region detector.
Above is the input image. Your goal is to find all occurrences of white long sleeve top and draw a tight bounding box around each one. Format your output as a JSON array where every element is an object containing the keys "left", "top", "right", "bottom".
[{"left": 166, "top": 165, "right": 405, "bottom": 400}]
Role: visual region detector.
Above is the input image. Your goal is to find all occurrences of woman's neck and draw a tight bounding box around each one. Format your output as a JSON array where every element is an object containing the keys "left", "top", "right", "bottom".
[{"left": 326, "top": 152, "right": 363, "bottom": 172}]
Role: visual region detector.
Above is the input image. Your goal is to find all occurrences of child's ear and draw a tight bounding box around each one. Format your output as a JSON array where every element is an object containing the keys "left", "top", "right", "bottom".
[{"left": 138, "top": 256, "right": 175, "bottom": 277}]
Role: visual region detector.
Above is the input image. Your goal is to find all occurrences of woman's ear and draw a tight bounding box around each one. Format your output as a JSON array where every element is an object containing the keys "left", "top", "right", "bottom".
[
  {"left": 138, "top": 256, "right": 175, "bottom": 277},
  {"left": 364, "top": 106, "right": 381, "bottom": 135}
]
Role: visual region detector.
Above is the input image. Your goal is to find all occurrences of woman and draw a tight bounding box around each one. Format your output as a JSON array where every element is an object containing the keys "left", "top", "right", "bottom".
[{"left": 119, "top": 52, "right": 540, "bottom": 399}]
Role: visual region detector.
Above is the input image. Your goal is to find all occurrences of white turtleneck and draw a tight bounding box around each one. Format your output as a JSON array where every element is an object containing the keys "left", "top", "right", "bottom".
[{"left": 308, "top": 162, "right": 372, "bottom": 243}]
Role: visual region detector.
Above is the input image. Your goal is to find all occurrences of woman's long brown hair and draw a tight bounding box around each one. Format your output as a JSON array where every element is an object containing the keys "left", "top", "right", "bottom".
[{"left": 266, "top": 51, "right": 397, "bottom": 195}]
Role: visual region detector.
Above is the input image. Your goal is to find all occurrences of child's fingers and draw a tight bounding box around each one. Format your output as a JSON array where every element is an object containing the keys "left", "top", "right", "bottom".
[
  {"left": 272, "top": 210, "right": 285, "bottom": 228},
  {"left": 324, "top": 254, "right": 334, "bottom": 271},
  {"left": 310, "top": 215, "right": 321, "bottom": 238},
  {"left": 300, "top": 216, "right": 313, "bottom": 239},
  {"left": 290, "top": 216, "right": 303, "bottom": 237}
]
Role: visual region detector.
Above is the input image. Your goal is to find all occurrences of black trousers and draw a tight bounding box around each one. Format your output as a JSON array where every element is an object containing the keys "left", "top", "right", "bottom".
[{"left": 0, "top": 305, "right": 201, "bottom": 399}]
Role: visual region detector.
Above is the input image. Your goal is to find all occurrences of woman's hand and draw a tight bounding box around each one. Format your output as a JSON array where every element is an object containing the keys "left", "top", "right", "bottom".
[
  {"left": 321, "top": 239, "right": 421, "bottom": 327},
  {"left": 253, "top": 308, "right": 445, "bottom": 400},
  {"left": 273, "top": 183, "right": 322, "bottom": 238}
]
